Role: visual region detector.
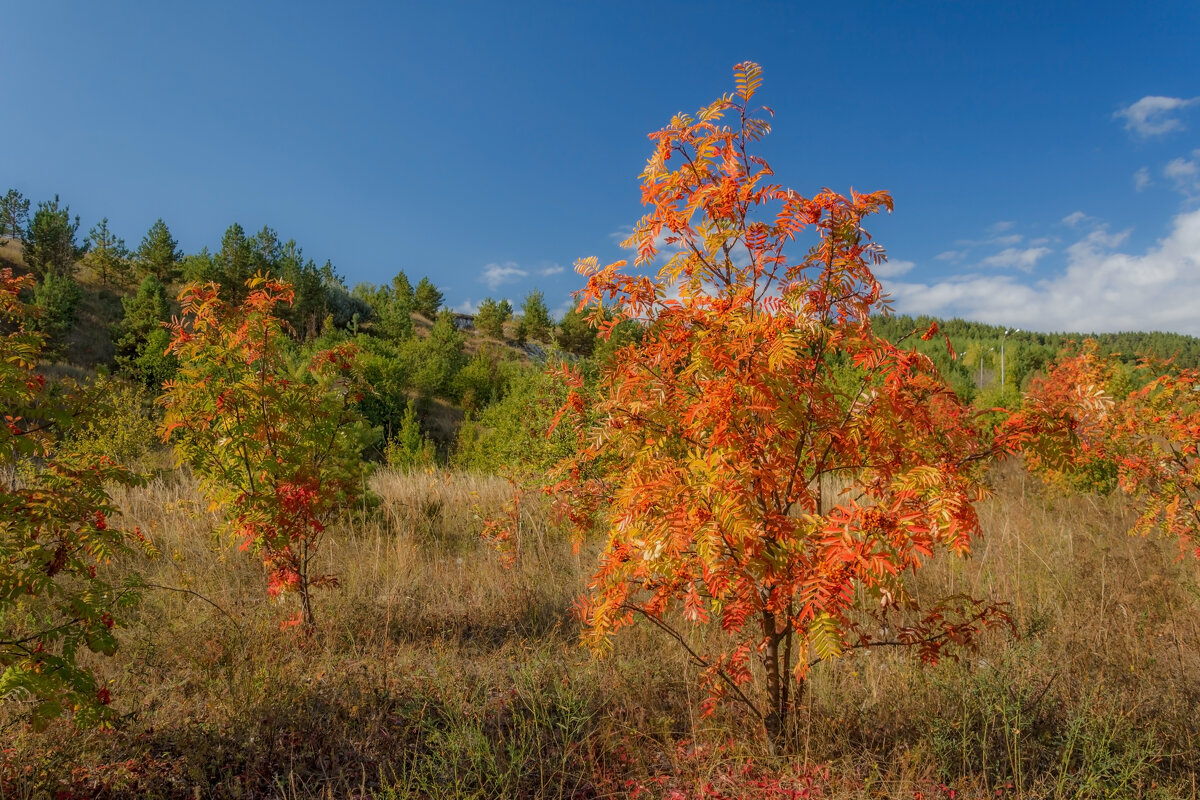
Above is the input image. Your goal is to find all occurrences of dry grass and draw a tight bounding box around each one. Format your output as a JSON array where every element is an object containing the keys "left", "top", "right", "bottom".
[{"left": 3, "top": 463, "right": 1199, "bottom": 798}]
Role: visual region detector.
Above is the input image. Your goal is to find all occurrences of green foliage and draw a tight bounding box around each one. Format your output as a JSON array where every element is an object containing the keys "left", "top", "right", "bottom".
[
  {"left": 474, "top": 297, "right": 513, "bottom": 339},
  {"left": 357, "top": 335, "right": 414, "bottom": 439},
  {"left": 134, "top": 218, "right": 181, "bottom": 283},
  {"left": 130, "top": 328, "right": 177, "bottom": 392},
  {"left": 0, "top": 189, "right": 31, "bottom": 243},
  {"left": 392, "top": 270, "right": 415, "bottom": 305},
  {"left": 454, "top": 361, "right": 576, "bottom": 477},
  {"left": 117, "top": 275, "right": 171, "bottom": 345},
  {"left": 214, "top": 223, "right": 256, "bottom": 303},
  {"left": 113, "top": 276, "right": 177, "bottom": 387},
  {"left": 376, "top": 295, "right": 414, "bottom": 340},
  {"left": 355, "top": 272, "right": 416, "bottom": 341},
  {"left": 273, "top": 241, "right": 330, "bottom": 341},
  {"left": 414, "top": 277, "right": 444, "bottom": 318},
  {"left": 453, "top": 346, "right": 509, "bottom": 412},
  {"left": 555, "top": 306, "right": 597, "bottom": 357},
  {"left": 83, "top": 218, "right": 132, "bottom": 286},
  {"left": 872, "top": 313, "right": 1200, "bottom": 394},
  {"left": 160, "top": 277, "right": 376, "bottom": 628},
  {"left": 413, "top": 310, "right": 467, "bottom": 398},
  {"left": 384, "top": 400, "right": 436, "bottom": 470},
  {"left": 30, "top": 273, "right": 82, "bottom": 357},
  {"left": 178, "top": 225, "right": 337, "bottom": 340},
  {"left": 1, "top": 268, "right": 146, "bottom": 729},
  {"left": 518, "top": 289, "right": 552, "bottom": 343},
  {"left": 23, "top": 195, "right": 84, "bottom": 278},
  {"left": 326, "top": 285, "right": 373, "bottom": 332},
  {"left": 59, "top": 376, "right": 162, "bottom": 468},
  {"left": 180, "top": 247, "right": 218, "bottom": 284}
]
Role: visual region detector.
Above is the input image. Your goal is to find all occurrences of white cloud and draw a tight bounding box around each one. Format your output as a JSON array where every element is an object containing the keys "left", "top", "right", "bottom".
[
  {"left": 935, "top": 250, "right": 966, "bottom": 261},
  {"left": 1115, "top": 96, "right": 1199, "bottom": 138},
  {"left": 1134, "top": 167, "right": 1152, "bottom": 192},
  {"left": 1164, "top": 151, "right": 1200, "bottom": 195},
  {"left": 455, "top": 298, "right": 479, "bottom": 314},
  {"left": 956, "top": 226, "right": 1026, "bottom": 249},
  {"left": 980, "top": 247, "right": 1051, "bottom": 272},
  {"left": 1062, "top": 211, "right": 1088, "bottom": 227},
  {"left": 539, "top": 264, "right": 565, "bottom": 276},
  {"left": 480, "top": 261, "right": 528, "bottom": 290},
  {"left": 989, "top": 234, "right": 1024, "bottom": 246},
  {"left": 887, "top": 208, "right": 1200, "bottom": 335},
  {"left": 873, "top": 259, "right": 915, "bottom": 278}
]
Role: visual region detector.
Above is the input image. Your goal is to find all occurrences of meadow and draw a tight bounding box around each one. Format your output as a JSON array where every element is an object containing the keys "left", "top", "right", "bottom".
[{"left": 4, "top": 462, "right": 1198, "bottom": 799}]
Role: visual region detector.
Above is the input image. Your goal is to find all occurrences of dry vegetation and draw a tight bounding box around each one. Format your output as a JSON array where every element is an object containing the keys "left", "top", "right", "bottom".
[{"left": 3, "top": 464, "right": 1199, "bottom": 799}]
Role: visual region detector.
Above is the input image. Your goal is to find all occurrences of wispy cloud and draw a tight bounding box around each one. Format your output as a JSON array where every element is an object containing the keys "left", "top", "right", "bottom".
[
  {"left": 539, "top": 264, "right": 565, "bottom": 276},
  {"left": 1115, "top": 96, "right": 1199, "bottom": 138},
  {"left": 956, "top": 227, "right": 1025, "bottom": 249},
  {"left": 873, "top": 259, "right": 915, "bottom": 278},
  {"left": 1133, "top": 167, "right": 1153, "bottom": 192},
  {"left": 981, "top": 247, "right": 1051, "bottom": 272},
  {"left": 1164, "top": 150, "right": 1200, "bottom": 196},
  {"left": 935, "top": 250, "right": 966, "bottom": 261},
  {"left": 455, "top": 298, "right": 480, "bottom": 314},
  {"left": 989, "top": 234, "right": 1024, "bottom": 247},
  {"left": 1062, "top": 211, "right": 1088, "bottom": 227},
  {"left": 480, "top": 261, "right": 528, "bottom": 290},
  {"left": 886, "top": 208, "right": 1200, "bottom": 335}
]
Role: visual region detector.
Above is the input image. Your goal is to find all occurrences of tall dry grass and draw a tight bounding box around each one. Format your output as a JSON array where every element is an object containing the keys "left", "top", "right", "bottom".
[{"left": 2, "top": 463, "right": 1198, "bottom": 799}]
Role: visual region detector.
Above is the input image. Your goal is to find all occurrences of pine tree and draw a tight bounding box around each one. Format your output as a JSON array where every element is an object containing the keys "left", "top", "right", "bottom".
[
  {"left": 519, "top": 289, "right": 552, "bottom": 343},
  {"left": 84, "top": 218, "right": 132, "bottom": 286},
  {"left": 275, "top": 239, "right": 327, "bottom": 340},
  {"left": 135, "top": 219, "right": 182, "bottom": 283},
  {"left": 381, "top": 270, "right": 415, "bottom": 339},
  {"left": 555, "top": 306, "right": 597, "bottom": 356},
  {"left": 475, "top": 297, "right": 512, "bottom": 339},
  {"left": 216, "top": 223, "right": 256, "bottom": 303},
  {"left": 392, "top": 270, "right": 415, "bottom": 305},
  {"left": 413, "top": 277, "right": 443, "bottom": 318},
  {"left": 385, "top": 399, "right": 436, "bottom": 469},
  {"left": 31, "top": 272, "right": 82, "bottom": 356},
  {"left": 24, "top": 195, "right": 84, "bottom": 278},
  {"left": 113, "top": 276, "right": 176, "bottom": 387},
  {"left": 414, "top": 309, "right": 466, "bottom": 397},
  {"left": 0, "top": 189, "right": 31, "bottom": 243}
]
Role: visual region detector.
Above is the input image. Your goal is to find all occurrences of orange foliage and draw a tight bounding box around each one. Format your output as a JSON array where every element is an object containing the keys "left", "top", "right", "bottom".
[
  {"left": 539, "top": 63, "right": 1008, "bottom": 749},
  {"left": 1018, "top": 345, "right": 1200, "bottom": 559}
]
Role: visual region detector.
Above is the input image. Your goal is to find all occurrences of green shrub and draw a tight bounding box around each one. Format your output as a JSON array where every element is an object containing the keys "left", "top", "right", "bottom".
[{"left": 60, "top": 376, "right": 162, "bottom": 468}]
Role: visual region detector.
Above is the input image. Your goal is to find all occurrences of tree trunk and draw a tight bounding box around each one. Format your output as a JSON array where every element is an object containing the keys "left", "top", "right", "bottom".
[
  {"left": 299, "top": 540, "right": 316, "bottom": 629},
  {"left": 762, "top": 611, "right": 785, "bottom": 755},
  {"left": 763, "top": 610, "right": 804, "bottom": 754}
]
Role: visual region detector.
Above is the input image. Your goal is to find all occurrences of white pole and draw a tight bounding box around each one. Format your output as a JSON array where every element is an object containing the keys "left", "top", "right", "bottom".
[{"left": 1001, "top": 329, "right": 1020, "bottom": 388}]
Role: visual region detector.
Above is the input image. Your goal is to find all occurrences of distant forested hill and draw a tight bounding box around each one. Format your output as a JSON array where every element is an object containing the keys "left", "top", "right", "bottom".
[{"left": 872, "top": 313, "right": 1200, "bottom": 399}]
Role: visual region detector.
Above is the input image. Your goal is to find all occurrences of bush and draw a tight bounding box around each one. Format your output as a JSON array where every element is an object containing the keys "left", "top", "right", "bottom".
[
  {"left": 30, "top": 272, "right": 81, "bottom": 357},
  {"left": 384, "top": 400, "right": 437, "bottom": 470},
  {"left": 60, "top": 376, "right": 162, "bottom": 468}
]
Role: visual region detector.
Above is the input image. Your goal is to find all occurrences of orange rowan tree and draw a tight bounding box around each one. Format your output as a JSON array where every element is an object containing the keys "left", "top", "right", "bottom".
[
  {"left": 1017, "top": 345, "right": 1200, "bottom": 560},
  {"left": 546, "top": 63, "right": 1007, "bottom": 750},
  {"left": 159, "top": 276, "right": 373, "bottom": 630}
]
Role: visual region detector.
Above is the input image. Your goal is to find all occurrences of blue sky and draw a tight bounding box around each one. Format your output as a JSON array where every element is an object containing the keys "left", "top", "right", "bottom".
[{"left": 3, "top": 1, "right": 1198, "bottom": 334}]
